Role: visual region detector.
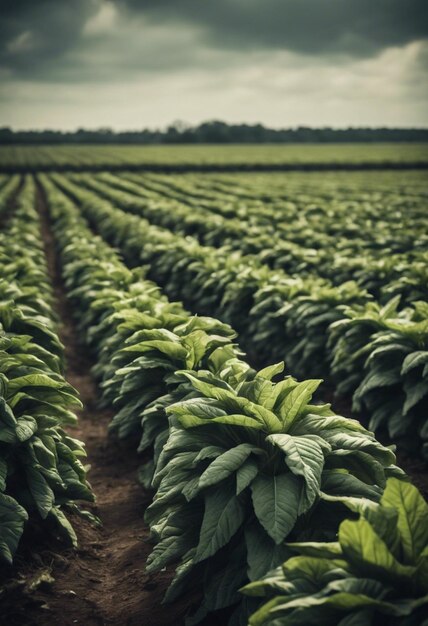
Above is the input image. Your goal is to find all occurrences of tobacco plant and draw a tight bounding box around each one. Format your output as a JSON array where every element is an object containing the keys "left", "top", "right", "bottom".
[
  {"left": 146, "top": 360, "right": 402, "bottom": 624},
  {"left": 243, "top": 478, "right": 428, "bottom": 626}
]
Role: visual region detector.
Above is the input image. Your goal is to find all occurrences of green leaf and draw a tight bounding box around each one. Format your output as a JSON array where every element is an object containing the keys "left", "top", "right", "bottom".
[
  {"left": 339, "top": 517, "right": 417, "bottom": 582},
  {"left": 245, "top": 522, "right": 291, "bottom": 580},
  {"left": 401, "top": 351, "right": 428, "bottom": 375},
  {"left": 277, "top": 379, "right": 322, "bottom": 427},
  {"left": 202, "top": 541, "right": 248, "bottom": 612},
  {"left": 236, "top": 458, "right": 259, "bottom": 495},
  {"left": 267, "top": 433, "right": 327, "bottom": 511},
  {"left": 258, "top": 362, "right": 285, "bottom": 381},
  {"left": 15, "top": 414, "right": 38, "bottom": 442},
  {"left": 0, "top": 493, "right": 28, "bottom": 564},
  {"left": 403, "top": 379, "right": 428, "bottom": 415},
  {"left": 286, "top": 541, "right": 343, "bottom": 559},
  {"left": 381, "top": 478, "right": 428, "bottom": 564},
  {"left": 283, "top": 554, "right": 344, "bottom": 583},
  {"left": 251, "top": 473, "right": 301, "bottom": 544},
  {"left": 7, "top": 374, "right": 75, "bottom": 395},
  {"left": 0, "top": 458, "right": 7, "bottom": 491},
  {"left": 48, "top": 507, "right": 78, "bottom": 547},
  {"left": 199, "top": 443, "right": 263, "bottom": 489},
  {"left": 0, "top": 398, "right": 17, "bottom": 443},
  {"left": 26, "top": 466, "right": 55, "bottom": 519},
  {"left": 194, "top": 482, "right": 245, "bottom": 562},
  {"left": 182, "top": 330, "right": 212, "bottom": 369},
  {"left": 178, "top": 412, "right": 265, "bottom": 431},
  {"left": 248, "top": 596, "right": 291, "bottom": 626},
  {"left": 321, "top": 470, "right": 382, "bottom": 501},
  {"left": 122, "top": 338, "right": 187, "bottom": 361},
  {"left": 355, "top": 370, "right": 401, "bottom": 398},
  {"left": 180, "top": 372, "right": 236, "bottom": 404},
  {"left": 0, "top": 397, "right": 17, "bottom": 428},
  {"left": 169, "top": 398, "right": 227, "bottom": 420}
]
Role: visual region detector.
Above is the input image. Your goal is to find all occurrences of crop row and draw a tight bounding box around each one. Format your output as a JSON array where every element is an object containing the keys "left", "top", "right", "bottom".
[
  {"left": 2, "top": 144, "right": 428, "bottom": 170},
  {"left": 48, "top": 174, "right": 428, "bottom": 457},
  {"left": 70, "top": 171, "right": 427, "bottom": 300},
  {"left": 0, "top": 177, "right": 92, "bottom": 564},
  {"left": 101, "top": 170, "right": 427, "bottom": 259},
  {"left": 40, "top": 174, "right": 428, "bottom": 625}
]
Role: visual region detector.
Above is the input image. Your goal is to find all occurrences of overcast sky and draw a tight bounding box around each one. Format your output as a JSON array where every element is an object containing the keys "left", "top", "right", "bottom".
[{"left": 1, "top": 0, "right": 427, "bottom": 130}]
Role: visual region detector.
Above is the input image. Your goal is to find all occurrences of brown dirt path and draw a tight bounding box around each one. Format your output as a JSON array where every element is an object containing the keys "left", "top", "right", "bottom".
[{"left": 4, "top": 181, "right": 193, "bottom": 625}]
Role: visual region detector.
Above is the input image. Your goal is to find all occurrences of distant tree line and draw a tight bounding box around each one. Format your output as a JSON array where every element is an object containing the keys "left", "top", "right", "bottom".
[{"left": 1, "top": 121, "right": 427, "bottom": 144}]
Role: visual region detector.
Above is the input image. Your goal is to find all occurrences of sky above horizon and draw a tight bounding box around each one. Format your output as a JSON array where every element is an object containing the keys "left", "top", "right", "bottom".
[{"left": 1, "top": 0, "right": 427, "bottom": 131}]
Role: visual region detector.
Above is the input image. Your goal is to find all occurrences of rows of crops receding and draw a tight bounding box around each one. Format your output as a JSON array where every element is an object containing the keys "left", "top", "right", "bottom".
[
  {"left": 1, "top": 165, "right": 427, "bottom": 626},
  {"left": 1, "top": 143, "right": 428, "bottom": 171},
  {"left": 37, "top": 175, "right": 427, "bottom": 625},
  {"left": 46, "top": 171, "right": 428, "bottom": 458},
  {"left": 71, "top": 170, "right": 427, "bottom": 291}
]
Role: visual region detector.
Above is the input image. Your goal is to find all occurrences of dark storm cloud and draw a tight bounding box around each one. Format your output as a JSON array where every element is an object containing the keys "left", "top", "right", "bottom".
[
  {"left": 1, "top": 0, "right": 427, "bottom": 80},
  {"left": 0, "top": 0, "right": 100, "bottom": 76},
  {"left": 119, "top": 0, "right": 428, "bottom": 56}
]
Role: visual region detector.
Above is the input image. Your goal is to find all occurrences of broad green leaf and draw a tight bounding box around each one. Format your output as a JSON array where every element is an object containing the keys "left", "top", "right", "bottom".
[
  {"left": 403, "top": 379, "right": 428, "bottom": 415},
  {"left": 339, "top": 518, "right": 416, "bottom": 582},
  {"left": 26, "top": 466, "right": 55, "bottom": 519},
  {"left": 283, "top": 554, "right": 344, "bottom": 583},
  {"left": 0, "top": 493, "right": 28, "bottom": 564},
  {"left": 178, "top": 412, "right": 265, "bottom": 430},
  {"left": 15, "top": 414, "right": 38, "bottom": 442},
  {"left": 286, "top": 541, "right": 343, "bottom": 559},
  {"left": 193, "top": 445, "right": 225, "bottom": 464},
  {"left": 325, "top": 431, "right": 395, "bottom": 465},
  {"left": 147, "top": 528, "right": 195, "bottom": 572},
  {"left": 381, "top": 478, "right": 428, "bottom": 564},
  {"left": 199, "top": 443, "right": 263, "bottom": 489},
  {"left": 122, "top": 339, "right": 187, "bottom": 361},
  {"left": 168, "top": 398, "right": 227, "bottom": 420},
  {"left": 194, "top": 483, "right": 245, "bottom": 563},
  {"left": 6, "top": 374, "right": 75, "bottom": 394},
  {"left": 267, "top": 433, "right": 326, "bottom": 510},
  {"left": 180, "top": 372, "right": 236, "bottom": 404},
  {"left": 321, "top": 470, "right": 382, "bottom": 501},
  {"left": 278, "top": 379, "right": 322, "bottom": 427},
  {"left": 269, "top": 591, "right": 383, "bottom": 615},
  {"left": 248, "top": 596, "right": 291, "bottom": 626},
  {"left": 245, "top": 522, "right": 291, "bottom": 580},
  {"left": 236, "top": 457, "right": 259, "bottom": 495},
  {"left": 48, "top": 507, "right": 78, "bottom": 547},
  {"left": 0, "top": 397, "right": 17, "bottom": 428},
  {"left": 258, "top": 362, "right": 285, "bottom": 381},
  {"left": 240, "top": 378, "right": 275, "bottom": 407},
  {"left": 202, "top": 543, "right": 248, "bottom": 612},
  {"left": 401, "top": 351, "right": 428, "bottom": 375},
  {"left": 251, "top": 473, "right": 301, "bottom": 544},
  {"left": 182, "top": 330, "right": 212, "bottom": 369},
  {"left": 327, "top": 449, "right": 388, "bottom": 488}
]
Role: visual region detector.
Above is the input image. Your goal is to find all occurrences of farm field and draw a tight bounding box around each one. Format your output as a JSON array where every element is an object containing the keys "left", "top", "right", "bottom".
[
  {"left": 0, "top": 152, "right": 428, "bottom": 626},
  {"left": 0, "top": 142, "right": 428, "bottom": 171}
]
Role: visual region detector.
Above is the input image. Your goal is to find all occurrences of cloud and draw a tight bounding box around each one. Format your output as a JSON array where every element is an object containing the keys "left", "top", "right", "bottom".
[
  {"left": 2, "top": 40, "right": 427, "bottom": 130},
  {"left": 0, "top": 0, "right": 100, "bottom": 76},
  {"left": 1, "top": 0, "right": 427, "bottom": 80},
  {"left": 0, "top": 0, "right": 427, "bottom": 128},
  {"left": 118, "top": 0, "right": 428, "bottom": 57}
]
